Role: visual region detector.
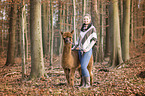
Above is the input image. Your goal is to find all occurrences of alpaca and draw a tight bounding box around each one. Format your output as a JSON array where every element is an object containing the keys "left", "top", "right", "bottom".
[{"left": 60, "top": 30, "right": 93, "bottom": 86}]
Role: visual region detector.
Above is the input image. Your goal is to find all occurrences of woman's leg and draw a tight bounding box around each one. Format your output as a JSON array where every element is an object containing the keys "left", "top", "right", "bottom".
[
  {"left": 78, "top": 50, "right": 82, "bottom": 62},
  {"left": 80, "top": 49, "right": 92, "bottom": 77}
]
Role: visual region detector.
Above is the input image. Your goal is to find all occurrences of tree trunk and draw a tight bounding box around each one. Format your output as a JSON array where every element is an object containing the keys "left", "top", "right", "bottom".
[
  {"left": 119, "top": 0, "right": 123, "bottom": 38},
  {"left": 50, "top": 0, "right": 54, "bottom": 66},
  {"left": 21, "top": 0, "right": 26, "bottom": 78},
  {"left": 17, "top": 7, "right": 21, "bottom": 57},
  {"left": 0, "top": 5, "right": 3, "bottom": 53},
  {"left": 108, "top": 0, "right": 113, "bottom": 65},
  {"left": 72, "top": 0, "right": 76, "bottom": 43},
  {"left": 99, "top": 0, "right": 104, "bottom": 63},
  {"left": 42, "top": 2, "right": 48, "bottom": 57},
  {"left": 47, "top": 2, "right": 50, "bottom": 54},
  {"left": 82, "top": 0, "right": 86, "bottom": 16},
  {"left": 62, "top": 1, "right": 66, "bottom": 32},
  {"left": 122, "top": 0, "right": 130, "bottom": 61},
  {"left": 143, "top": 0, "right": 145, "bottom": 35},
  {"left": 5, "top": 0, "right": 17, "bottom": 66},
  {"left": 58, "top": 0, "right": 63, "bottom": 55},
  {"left": 66, "top": 0, "right": 69, "bottom": 32},
  {"left": 25, "top": 24, "right": 28, "bottom": 61},
  {"left": 30, "top": 0, "right": 45, "bottom": 79},
  {"left": 105, "top": 3, "right": 110, "bottom": 57},
  {"left": 91, "top": 0, "right": 99, "bottom": 63},
  {"left": 111, "top": 0, "right": 123, "bottom": 67},
  {"left": 133, "top": 0, "right": 137, "bottom": 47},
  {"left": 130, "top": 0, "right": 134, "bottom": 44}
]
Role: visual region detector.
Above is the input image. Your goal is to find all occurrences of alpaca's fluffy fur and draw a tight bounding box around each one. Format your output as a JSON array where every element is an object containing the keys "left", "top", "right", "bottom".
[{"left": 61, "top": 31, "right": 93, "bottom": 86}]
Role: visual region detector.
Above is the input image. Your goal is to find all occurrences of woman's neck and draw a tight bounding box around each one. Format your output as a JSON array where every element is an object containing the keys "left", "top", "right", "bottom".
[{"left": 81, "top": 23, "right": 92, "bottom": 31}]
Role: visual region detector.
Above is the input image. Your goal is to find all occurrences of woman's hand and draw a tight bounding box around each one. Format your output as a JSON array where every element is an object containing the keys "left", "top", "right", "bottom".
[{"left": 83, "top": 49, "right": 87, "bottom": 52}]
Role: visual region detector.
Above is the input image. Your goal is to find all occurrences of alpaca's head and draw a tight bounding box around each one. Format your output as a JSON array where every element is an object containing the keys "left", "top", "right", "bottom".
[{"left": 60, "top": 30, "right": 74, "bottom": 45}]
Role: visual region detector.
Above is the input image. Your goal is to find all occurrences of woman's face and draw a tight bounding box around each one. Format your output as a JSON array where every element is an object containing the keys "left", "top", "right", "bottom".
[{"left": 83, "top": 16, "right": 91, "bottom": 24}]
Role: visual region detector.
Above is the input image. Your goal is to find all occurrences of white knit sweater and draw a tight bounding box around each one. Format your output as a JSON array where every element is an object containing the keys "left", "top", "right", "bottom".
[{"left": 73, "top": 25, "right": 97, "bottom": 52}]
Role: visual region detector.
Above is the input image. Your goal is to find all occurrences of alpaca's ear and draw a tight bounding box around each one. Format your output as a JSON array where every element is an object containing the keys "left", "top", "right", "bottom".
[
  {"left": 60, "top": 32, "right": 63, "bottom": 35},
  {"left": 71, "top": 30, "right": 74, "bottom": 34}
]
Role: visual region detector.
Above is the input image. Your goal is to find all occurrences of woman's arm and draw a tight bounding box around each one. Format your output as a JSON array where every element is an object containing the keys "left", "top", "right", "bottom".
[
  {"left": 71, "top": 38, "right": 79, "bottom": 50},
  {"left": 83, "top": 40, "right": 96, "bottom": 52}
]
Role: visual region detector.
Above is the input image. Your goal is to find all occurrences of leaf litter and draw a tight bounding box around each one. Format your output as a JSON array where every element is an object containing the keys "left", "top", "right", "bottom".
[{"left": 0, "top": 52, "right": 145, "bottom": 95}]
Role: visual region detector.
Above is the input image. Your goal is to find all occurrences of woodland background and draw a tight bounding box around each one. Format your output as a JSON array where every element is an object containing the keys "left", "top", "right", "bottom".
[{"left": 0, "top": 0, "right": 145, "bottom": 95}]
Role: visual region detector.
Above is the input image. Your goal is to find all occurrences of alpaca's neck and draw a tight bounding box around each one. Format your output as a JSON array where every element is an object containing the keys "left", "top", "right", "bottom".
[{"left": 63, "top": 45, "right": 72, "bottom": 56}]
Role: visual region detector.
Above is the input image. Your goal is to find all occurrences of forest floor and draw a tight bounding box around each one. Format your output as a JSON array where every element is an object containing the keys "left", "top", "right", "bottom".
[{"left": 0, "top": 47, "right": 145, "bottom": 96}]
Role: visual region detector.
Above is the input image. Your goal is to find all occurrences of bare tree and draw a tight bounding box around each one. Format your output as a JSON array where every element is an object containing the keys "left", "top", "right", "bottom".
[
  {"left": 21, "top": 0, "right": 27, "bottom": 78},
  {"left": 130, "top": 0, "right": 134, "bottom": 43},
  {"left": 30, "top": 0, "right": 45, "bottom": 79},
  {"left": 99, "top": 0, "right": 104, "bottom": 63},
  {"left": 5, "top": 0, "right": 17, "bottom": 66},
  {"left": 58, "top": 0, "right": 63, "bottom": 55},
  {"left": 42, "top": 2, "right": 48, "bottom": 57},
  {"left": 72, "top": 0, "right": 76, "bottom": 43},
  {"left": 65, "top": 0, "right": 69, "bottom": 32},
  {"left": 50, "top": 0, "right": 54, "bottom": 66},
  {"left": 91, "top": 0, "right": 99, "bottom": 63},
  {"left": 108, "top": 0, "right": 114, "bottom": 61},
  {"left": 122, "top": 0, "right": 130, "bottom": 61},
  {"left": 82, "top": 0, "right": 86, "bottom": 16},
  {"left": 105, "top": 2, "right": 111, "bottom": 58},
  {"left": 110, "top": 0, "right": 123, "bottom": 67}
]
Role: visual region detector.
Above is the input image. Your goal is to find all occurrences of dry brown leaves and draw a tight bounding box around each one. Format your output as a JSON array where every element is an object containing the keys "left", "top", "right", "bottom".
[{"left": 0, "top": 49, "right": 145, "bottom": 95}]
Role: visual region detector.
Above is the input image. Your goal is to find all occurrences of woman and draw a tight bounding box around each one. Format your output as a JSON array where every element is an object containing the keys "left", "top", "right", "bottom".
[{"left": 72, "top": 14, "right": 97, "bottom": 88}]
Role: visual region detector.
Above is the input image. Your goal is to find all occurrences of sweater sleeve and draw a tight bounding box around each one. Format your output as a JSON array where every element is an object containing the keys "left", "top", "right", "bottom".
[{"left": 84, "top": 40, "right": 96, "bottom": 52}]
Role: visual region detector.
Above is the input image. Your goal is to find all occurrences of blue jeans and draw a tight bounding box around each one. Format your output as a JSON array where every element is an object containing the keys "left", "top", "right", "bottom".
[{"left": 78, "top": 49, "right": 92, "bottom": 77}]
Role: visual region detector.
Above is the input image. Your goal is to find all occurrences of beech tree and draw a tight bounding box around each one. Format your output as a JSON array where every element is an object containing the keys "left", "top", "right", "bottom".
[
  {"left": 91, "top": 0, "right": 99, "bottom": 62},
  {"left": 122, "top": 0, "right": 130, "bottom": 61},
  {"left": 21, "top": 0, "right": 27, "bottom": 78},
  {"left": 99, "top": 0, "right": 104, "bottom": 62},
  {"left": 105, "top": 2, "right": 111, "bottom": 58},
  {"left": 30, "top": 0, "right": 45, "bottom": 79},
  {"left": 72, "top": 0, "right": 76, "bottom": 43},
  {"left": 110, "top": 0, "right": 123, "bottom": 67},
  {"left": 42, "top": 2, "right": 48, "bottom": 57},
  {"left": 5, "top": 0, "right": 17, "bottom": 66},
  {"left": 82, "top": 0, "right": 86, "bottom": 16},
  {"left": 58, "top": 0, "right": 63, "bottom": 55},
  {"left": 50, "top": 0, "right": 54, "bottom": 66}
]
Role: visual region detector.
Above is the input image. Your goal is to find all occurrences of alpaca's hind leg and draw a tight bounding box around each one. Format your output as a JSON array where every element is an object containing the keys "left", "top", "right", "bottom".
[
  {"left": 87, "top": 56, "right": 93, "bottom": 86},
  {"left": 88, "top": 66, "right": 93, "bottom": 86},
  {"left": 64, "top": 68, "right": 70, "bottom": 85},
  {"left": 69, "top": 69, "right": 75, "bottom": 86},
  {"left": 89, "top": 70, "right": 93, "bottom": 86}
]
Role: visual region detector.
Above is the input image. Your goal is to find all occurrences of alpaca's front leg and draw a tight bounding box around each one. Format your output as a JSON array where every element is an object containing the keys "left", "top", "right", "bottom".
[
  {"left": 69, "top": 69, "right": 75, "bottom": 86},
  {"left": 78, "top": 67, "right": 83, "bottom": 86},
  {"left": 64, "top": 68, "right": 70, "bottom": 85}
]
